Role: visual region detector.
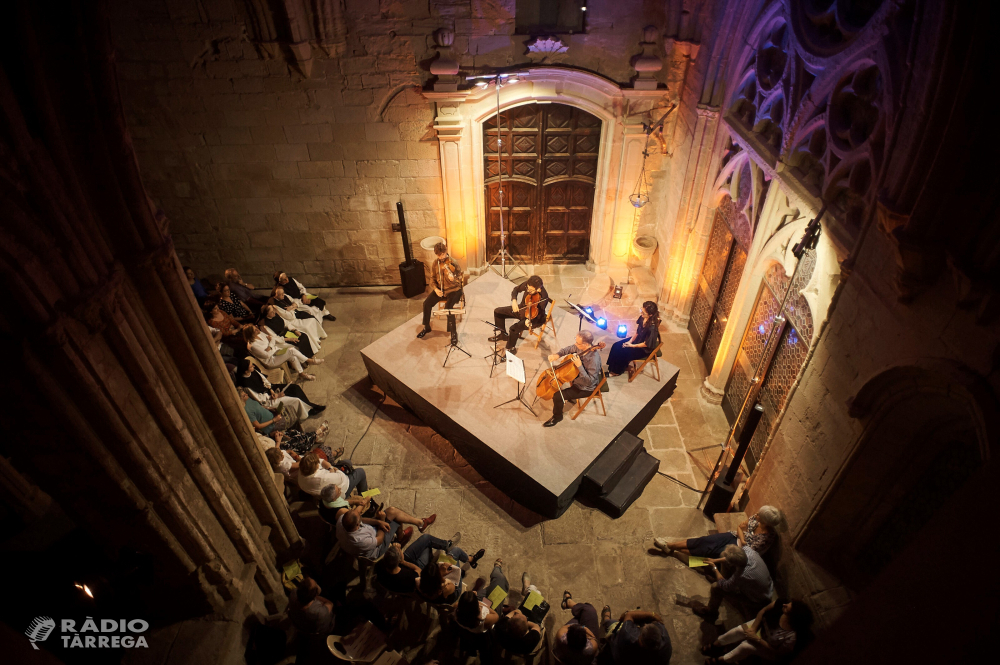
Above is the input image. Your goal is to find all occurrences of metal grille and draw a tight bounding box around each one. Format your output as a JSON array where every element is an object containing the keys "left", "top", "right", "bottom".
[
  {"left": 702, "top": 245, "right": 747, "bottom": 368},
  {"left": 723, "top": 284, "right": 780, "bottom": 419},
  {"left": 688, "top": 208, "right": 734, "bottom": 342},
  {"left": 763, "top": 252, "right": 816, "bottom": 344},
  {"left": 718, "top": 195, "right": 750, "bottom": 251},
  {"left": 745, "top": 322, "right": 810, "bottom": 471},
  {"left": 725, "top": 363, "right": 750, "bottom": 420}
]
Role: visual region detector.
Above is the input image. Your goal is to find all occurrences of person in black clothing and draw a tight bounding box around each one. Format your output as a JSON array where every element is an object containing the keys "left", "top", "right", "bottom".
[
  {"left": 490, "top": 275, "right": 549, "bottom": 353},
  {"left": 418, "top": 241, "right": 464, "bottom": 339},
  {"left": 606, "top": 300, "right": 661, "bottom": 376},
  {"left": 375, "top": 542, "right": 422, "bottom": 594},
  {"left": 259, "top": 304, "right": 318, "bottom": 358},
  {"left": 234, "top": 359, "right": 325, "bottom": 417},
  {"left": 274, "top": 270, "right": 335, "bottom": 321}
]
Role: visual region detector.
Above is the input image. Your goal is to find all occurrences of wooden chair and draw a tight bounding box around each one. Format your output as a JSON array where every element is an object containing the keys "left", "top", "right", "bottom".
[
  {"left": 247, "top": 354, "right": 295, "bottom": 384},
  {"left": 571, "top": 373, "right": 608, "bottom": 420},
  {"left": 430, "top": 291, "right": 466, "bottom": 330},
  {"left": 628, "top": 341, "right": 664, "bottom": 383},
  {"left": 527, "top": 309, "right": 557, "bottom": 348}
]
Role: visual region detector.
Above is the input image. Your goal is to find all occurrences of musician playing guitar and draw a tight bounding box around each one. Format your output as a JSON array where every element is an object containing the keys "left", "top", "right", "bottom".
[
  {"left": 490, "top": 275, "right": 549, "bottom": 355},
  {"left": 543, "top": 331, "right": 603, "bottom": 428}
]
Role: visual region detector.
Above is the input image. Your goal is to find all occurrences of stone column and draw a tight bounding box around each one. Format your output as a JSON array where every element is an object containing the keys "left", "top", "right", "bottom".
[
  {"left": 428, "top": 94, "right": 473, "bottom": 269},
  {"left": 661, "top": 105, "right": 722, "bottom": 321},
  {"left": 0, "top": 0, "right": 296, "bottom": 618}
]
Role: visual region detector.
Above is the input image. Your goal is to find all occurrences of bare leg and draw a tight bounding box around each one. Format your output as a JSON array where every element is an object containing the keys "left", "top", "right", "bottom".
[
  {"left": 669, "top": 550, "right": 690, "bottom": 565},
  {"left": 383, "top": 506, "right": 424, "bottom": 527},
  {"left": 566, "top": 598, "right": 577, "bottom": 609}
]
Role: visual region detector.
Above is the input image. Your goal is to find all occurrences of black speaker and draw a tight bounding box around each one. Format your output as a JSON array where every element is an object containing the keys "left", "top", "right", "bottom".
[
  {"left": 703, "top": 468, "right": 738, "bottom": 518},
  {"left": 399, "top": 260, "right": 426, "bottom": 298}
]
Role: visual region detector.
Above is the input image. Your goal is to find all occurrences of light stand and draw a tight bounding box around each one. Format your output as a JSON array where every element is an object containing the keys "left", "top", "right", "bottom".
[
  {"left": 697, "top": 205, "right": 826, "bottom": 513},
  {"left": 468, "top": 71, "right": 530, "bottom": 280}
]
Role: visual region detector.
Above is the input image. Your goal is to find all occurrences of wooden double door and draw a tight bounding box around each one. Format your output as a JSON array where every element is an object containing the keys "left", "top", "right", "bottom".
[{"left": 484, "top": 103, "right": 601, "bottom": 264}]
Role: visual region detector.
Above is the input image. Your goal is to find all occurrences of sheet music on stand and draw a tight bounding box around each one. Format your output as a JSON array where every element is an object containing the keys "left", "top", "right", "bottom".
[
  {"left": 506, "top": 351, "right": 525, "bottom": 383},
  {"left": 494, "top": 350, "right": 535, "bottom": 415}
]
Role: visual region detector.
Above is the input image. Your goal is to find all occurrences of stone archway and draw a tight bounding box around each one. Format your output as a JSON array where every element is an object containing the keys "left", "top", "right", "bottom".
[{"left": 423, "top": 68, "right": 669, "bottom": 274}]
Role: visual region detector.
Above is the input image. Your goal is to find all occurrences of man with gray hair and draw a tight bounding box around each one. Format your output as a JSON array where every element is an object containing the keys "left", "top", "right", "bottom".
[
  {"left": 694, "top": 543, "right": 774, "bottom": 621},
  {"left": 543, "top": 331, "right": 603, "bottom": 428}
]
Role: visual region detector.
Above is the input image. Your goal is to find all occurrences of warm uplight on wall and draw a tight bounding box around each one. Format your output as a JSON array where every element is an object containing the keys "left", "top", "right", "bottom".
[{"left": 75, "top": 583, "right": 94, "bottom": 598}]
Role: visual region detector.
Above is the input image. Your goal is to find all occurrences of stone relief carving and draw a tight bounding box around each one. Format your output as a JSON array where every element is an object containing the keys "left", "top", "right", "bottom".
[{"left": 525, "top": 36, "right": 569, "bottom": 64}]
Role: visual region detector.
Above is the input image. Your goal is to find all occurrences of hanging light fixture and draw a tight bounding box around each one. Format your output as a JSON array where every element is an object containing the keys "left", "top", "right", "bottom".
[{"left": 629, "top": 146, "right": 651, "bottom": 208}]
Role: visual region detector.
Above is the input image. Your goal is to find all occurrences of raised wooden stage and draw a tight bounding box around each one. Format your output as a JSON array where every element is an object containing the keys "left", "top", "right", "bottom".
[{"left": 361, "top": 271, "right": 678, "bottom": 518}]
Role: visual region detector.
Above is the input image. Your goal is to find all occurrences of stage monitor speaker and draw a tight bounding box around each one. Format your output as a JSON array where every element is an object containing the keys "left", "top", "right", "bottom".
[{"left": 399, "top": 260, "right": 426, "bottom": 298}]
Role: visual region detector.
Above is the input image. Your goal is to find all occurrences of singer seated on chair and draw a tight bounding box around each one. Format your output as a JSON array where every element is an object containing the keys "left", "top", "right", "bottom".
[
  {"left": 543, "top": 331, "right": 603, "bottom": 428},
  {"left": 418, "top": 241, "right": 464, "bottom": 339},
  {"left": 490, "top": 275, "right": 549, "bottom": 354},
  {"left": 606, "top": 301, "right": 661, "bottom": 377}
]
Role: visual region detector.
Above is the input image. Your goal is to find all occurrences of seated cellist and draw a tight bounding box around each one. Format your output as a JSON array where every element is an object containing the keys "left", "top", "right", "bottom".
[{"left": 543, "top": 331, "right": 603, "bottom": 428}]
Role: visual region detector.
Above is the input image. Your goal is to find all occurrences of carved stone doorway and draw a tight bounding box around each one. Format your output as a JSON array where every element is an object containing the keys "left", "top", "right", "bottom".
[{"left": 483, "top": 102, "right": 601, "bottom": 264}]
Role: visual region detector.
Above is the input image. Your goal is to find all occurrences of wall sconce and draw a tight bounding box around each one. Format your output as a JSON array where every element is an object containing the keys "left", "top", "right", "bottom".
[
  {"left": 616, "top": 324, "right": 628, "bottom": 338},
  {"left": 596, "top": 317, "right": 608, "bottom": 330}
]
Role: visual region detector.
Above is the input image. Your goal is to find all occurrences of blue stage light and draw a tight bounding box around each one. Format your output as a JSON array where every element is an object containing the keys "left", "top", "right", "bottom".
[
  {"left": 596, "top": 317, "right": 607, "bottom": 329},
  {"left": 617, "top": 324, "right": 628, "bottom": 338},
  {"left": 584, "top": 306, "right": 593, "bottom": 316}
]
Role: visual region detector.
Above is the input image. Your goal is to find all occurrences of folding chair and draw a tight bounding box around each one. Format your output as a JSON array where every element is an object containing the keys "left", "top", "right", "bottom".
[
  {"left": 527, "top": 309, "right": 558, "bottom": 348},
  {"left": 571, "top": 373, "right": 608, "bottom": 420},
  {"left": 628, "top": 341, "right": 664, "bottom": 383},
  {"left": 247, "top": 355, "right": 295, "bottom": 384}
]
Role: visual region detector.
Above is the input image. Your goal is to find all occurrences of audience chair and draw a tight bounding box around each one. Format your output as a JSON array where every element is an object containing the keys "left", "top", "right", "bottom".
[
  {"left": 247, "top": 355, "right": 295, "bottom": 384},
  {"left": 527, "top": 309, "right": 558, "bottom": 349},
  {"left": 628, "top": 341, "right": 664, "bottom": 383},
  {"left": 571, "top": 373, "right": 608, "bottom": 420}
]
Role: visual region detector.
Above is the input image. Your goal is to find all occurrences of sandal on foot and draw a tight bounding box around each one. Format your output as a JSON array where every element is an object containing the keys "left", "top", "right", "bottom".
[
  {"left": 601, "top": 605, "right": 612, "bottom": 622},
  {"left": 561, "top": 591, "right": 572, "bottom": 610}
]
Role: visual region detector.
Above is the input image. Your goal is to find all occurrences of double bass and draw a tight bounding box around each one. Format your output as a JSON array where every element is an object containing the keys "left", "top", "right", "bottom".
[{"left": 535, "top": 342, "right": 606, "bottom": 400}]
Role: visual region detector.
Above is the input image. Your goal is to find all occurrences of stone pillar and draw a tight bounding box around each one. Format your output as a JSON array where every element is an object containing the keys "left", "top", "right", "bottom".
[
  {"left": 661, "top": 105, "right": 722, "bottom": 322},
  {"left": 430, "top": 95, "right": 472, "bottom": 268},
  {"left": 0, "top": 0, "right": 296, "bottom": 618}
]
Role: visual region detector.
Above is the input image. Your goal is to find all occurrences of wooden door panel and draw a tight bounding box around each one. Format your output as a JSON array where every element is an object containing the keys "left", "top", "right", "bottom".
[{"left": 484, "top": 102, "right": 601, "bottom": 264}]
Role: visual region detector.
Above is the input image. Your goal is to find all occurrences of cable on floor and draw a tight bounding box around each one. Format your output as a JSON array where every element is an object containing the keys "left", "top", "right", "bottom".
[
  {"left": 348, "top": 391, "right": 387, "bottom": 460},
  {"left": 656, "top": 470, "right": 702, "bottom": 493}
]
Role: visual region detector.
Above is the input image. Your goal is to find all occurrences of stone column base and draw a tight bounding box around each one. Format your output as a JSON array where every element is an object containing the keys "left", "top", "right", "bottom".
[{"left": 701, "top": 379, "right": 725, "bottom": 404}]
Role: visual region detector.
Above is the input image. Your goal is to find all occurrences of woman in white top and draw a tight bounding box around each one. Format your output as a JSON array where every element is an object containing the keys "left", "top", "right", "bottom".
[
  {"left": 456, "top": 558, "right": 506, "bottom": 633},
  {"left": 242, "top": 325, "right": 321, "bottom": 380},
  {"left": 235, "top": 359, "right": 324, "bottom": 425},
  {"left": 260, "top": 304, "right": 321, "bottom": 355},
  {"left": 269, "top": 283, "right": 328, "bottom": 335},
  {"left": 273, "top": 271, "right": 334, "bottom": 322}
]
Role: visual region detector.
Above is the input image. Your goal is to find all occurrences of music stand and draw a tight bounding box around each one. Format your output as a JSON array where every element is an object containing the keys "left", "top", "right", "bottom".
[
  {"left": 482, "top": 319, "right": 507, "bottom": 377},
  {"left": 441, "top": 309, "right": 470, "bottom": 367},
  {"left": 494, "top": 351, "right": 536, "bottom": 415},
  {"left": 565, "top": 299, "right": 600, "bottom": 332}
]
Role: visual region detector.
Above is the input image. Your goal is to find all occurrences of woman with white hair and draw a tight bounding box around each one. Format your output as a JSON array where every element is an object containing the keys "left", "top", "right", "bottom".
[
  {"left": 653, "top": 506, "right": 783, "bottom": 561},
  {"left": 243, "top": 325, "right": 322, "bottom": 381}
]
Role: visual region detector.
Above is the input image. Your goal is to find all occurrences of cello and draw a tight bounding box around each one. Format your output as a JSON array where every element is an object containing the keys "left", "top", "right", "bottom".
[{"left": 535, "top": 342, "right": 606, "bottom": 400}]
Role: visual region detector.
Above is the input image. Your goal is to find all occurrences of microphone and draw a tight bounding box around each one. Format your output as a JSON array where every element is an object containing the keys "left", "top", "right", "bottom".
[{"left": 25, "top": 617, "right": 56, "bottom": 650}]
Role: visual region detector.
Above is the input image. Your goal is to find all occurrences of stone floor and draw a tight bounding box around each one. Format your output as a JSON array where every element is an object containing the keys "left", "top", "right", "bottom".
[{"left": 289, "top": 268, "right": 742, "bottom": 663}]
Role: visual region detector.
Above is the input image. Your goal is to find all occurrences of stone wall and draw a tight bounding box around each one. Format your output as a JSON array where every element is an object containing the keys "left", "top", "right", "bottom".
[{"left": 111, "top": 0, "right": 705, "bottom": 287}]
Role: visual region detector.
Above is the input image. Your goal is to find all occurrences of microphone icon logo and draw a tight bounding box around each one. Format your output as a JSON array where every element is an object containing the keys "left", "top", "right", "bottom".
[{"left": 25, "top": 617, "right": 56, "bottom": 650}]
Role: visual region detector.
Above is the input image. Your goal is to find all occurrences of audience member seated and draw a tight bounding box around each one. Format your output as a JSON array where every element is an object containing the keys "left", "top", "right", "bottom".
[
  {"left": 261, "top": 303, "right": 320, "bottom": 356},
  {"left": 217, "top": 282, "right": 254, "bottom": 323},
  {"left": 457, "top": 557, "right": 508, "bottom": 633},
  {"left": 203, "top": 300, "right": 245, "bottom": 350},
  {"left": 693, "top": 544, "right": 775, "bottom": 622},
  {"left": 243, "top": 325, "right": 319, "bottom": 380},
  {"left": 553, "top": 591, "right": 600, "bottom": 664},
  {"left": 274, "top": 270, "right": 335, "bottom": 321},
  {"left": 317, "top": 484, "right": 362, "bottom": 525},
  {"left": 239, "top": 387, "right": 288, "bottom": 437},
  {"left": 269, "top": 285, "right": 327, "bottom": 342},
  {"left": 224, "top": 268, "right": 268, "bottom": 314},
  {"left": 602, "top": 607, "right": 672, "bottom": 664},
  {"left": 406, "top": 532, "right": 481, "bottom": 606},
  {"left": 336, "top": 500, "right": 435, "bottom": 558},
  {"left": 495, "top": 602, "right": 543, "bottom": 655},
  {"left": 655, "top": 506, "right": 783, "bottom": 562},
  {"left": 288, "top": 575, "right": 335, "bottom": 635},
  {"left": 297, "top": 453, "right": 366, "bottom": 499},
  {"left": 703, "top": 598, "right": 813, "bottom": 663},
  {"left": 376, "top": 542, "right": 422, "bottom": 594},
  {"left": 235, "top": 358, "right": 325, "bottom": 425},
  {"left": 185, "top": 266, "right": 208, "bottom": 305},
  {"left": 266, "top": 446, "right": 299, "bottom": 483}
]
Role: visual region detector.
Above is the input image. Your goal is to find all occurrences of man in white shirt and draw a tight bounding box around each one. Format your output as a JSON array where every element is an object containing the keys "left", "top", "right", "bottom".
[{"left": 296, "top": 452, "right": 363, "bottom": 497}]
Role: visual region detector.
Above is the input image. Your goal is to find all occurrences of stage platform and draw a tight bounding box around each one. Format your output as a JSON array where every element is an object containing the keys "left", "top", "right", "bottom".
[{"left": 361, "top": 271, "right": 679, "bottom": 518}]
